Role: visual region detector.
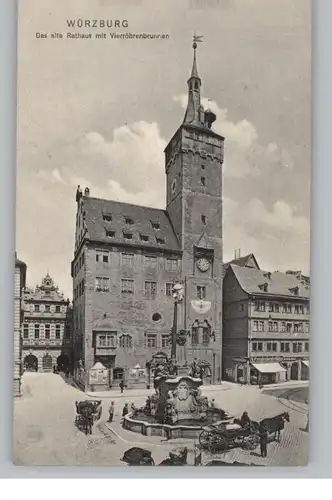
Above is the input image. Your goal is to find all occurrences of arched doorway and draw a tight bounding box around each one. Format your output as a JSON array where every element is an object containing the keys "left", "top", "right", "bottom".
[
  {"left": 290, "top": 362, "right": 299, "bottom": 380},
  {"left": 24, "top": 354, "right": 38, "bottom": 372},
  {"left": 42, "top": 354, "right": 53, "bottom": 372},
  {"left": 57, "top": 354, "right": 70, "bottom": 372}
]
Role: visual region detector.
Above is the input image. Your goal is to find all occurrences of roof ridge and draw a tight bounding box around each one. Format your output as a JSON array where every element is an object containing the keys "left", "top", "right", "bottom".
[{"left": 83, "top": 196, "right": 167, "bottom": 213}]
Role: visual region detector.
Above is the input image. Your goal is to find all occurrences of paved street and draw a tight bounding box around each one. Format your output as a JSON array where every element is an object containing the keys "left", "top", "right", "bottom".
[{"left": 14, "top": 373, "right": 308, "bottom": 467}]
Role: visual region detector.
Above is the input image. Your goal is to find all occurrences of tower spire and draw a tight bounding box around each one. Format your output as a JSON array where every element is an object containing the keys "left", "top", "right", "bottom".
[{"left": 183, "top": 35, "right": 204, "bottom": 126}]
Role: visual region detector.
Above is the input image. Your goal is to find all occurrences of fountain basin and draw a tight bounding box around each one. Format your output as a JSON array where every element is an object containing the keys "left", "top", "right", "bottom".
[{"left": 123, "top": 412, "right": 204, "bottom": 439}]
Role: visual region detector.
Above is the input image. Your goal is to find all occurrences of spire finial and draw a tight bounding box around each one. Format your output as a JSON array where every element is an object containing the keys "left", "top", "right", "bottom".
[{"left": 191, "top": 34, "right": 203, "bottom": 79}]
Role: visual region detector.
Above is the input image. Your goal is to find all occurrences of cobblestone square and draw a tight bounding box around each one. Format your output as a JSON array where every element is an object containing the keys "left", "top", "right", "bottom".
[{"left": 13, "top": 373, "right": 308, "bottom": 467}]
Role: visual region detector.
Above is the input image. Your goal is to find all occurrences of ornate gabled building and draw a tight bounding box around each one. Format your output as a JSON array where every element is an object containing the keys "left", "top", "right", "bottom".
[
  {"left": 222, "top": 256, "right": 310, "bottom": 385},
  {"left": 71, "top": 42, "right": 224, "bottom": 391},
  {"left": 14, "top": 254, "right": 27, "bottom": 396},
  {"left": 22, "top": 273, "right": 73, "bottom": 372}
]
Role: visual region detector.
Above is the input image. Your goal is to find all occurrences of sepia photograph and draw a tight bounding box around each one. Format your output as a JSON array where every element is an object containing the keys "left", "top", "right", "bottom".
[{"left": 14, "top": 0, "right": 311, "bottom": 468}]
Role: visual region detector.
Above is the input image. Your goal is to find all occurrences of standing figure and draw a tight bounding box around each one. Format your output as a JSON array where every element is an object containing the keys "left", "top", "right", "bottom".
[
  {"left": 122, "top": 403, "right": 129, "bottom": 418},
  {"left": 259, "top": 422, "right": 269, "bottom": 458},
  {"left": 119, "top": 379, "right": 125, "bottom": 393},
  {"left": 108, "top": 401, "right": 115, "bottom": 422},
  {"left": 210, "top": 399, "right": 216, "bottom": 408}
]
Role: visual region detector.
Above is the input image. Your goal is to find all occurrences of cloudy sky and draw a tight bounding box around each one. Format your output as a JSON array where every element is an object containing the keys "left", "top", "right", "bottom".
[{"left": 16, "top": 0, "right": 311, "bottom": 298}]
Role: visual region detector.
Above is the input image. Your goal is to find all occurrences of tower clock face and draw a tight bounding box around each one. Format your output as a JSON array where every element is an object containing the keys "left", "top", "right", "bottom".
[{"left": 196, "top": 258, "right": 210, "bottom": 272}]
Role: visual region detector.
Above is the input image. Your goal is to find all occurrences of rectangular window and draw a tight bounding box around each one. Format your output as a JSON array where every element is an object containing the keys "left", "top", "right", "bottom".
[
  {"left": 165, "top": 283, "right": 173, "bottom": 297},
  {"left": 192, "top": 327, "right": 199, "bottom": 346},
  {"left": 146, "top": 334, "right": 157, "bottom": 348},
  {"left": 269, "top": 303, "right": 273, "bottom": 312},
  {"left": 257, "top": 342, "right": 263, "bottom": 351},
  {"left": 106, "top": 230, "right": 115, "bottom": 238},
  {"left": 281, "top": 322, "right": 286, "bottom": 332},
  {"left": 273, "top": 322, "right": 278, "bottom": 332},
  {"left": 45, "top": 324, "right": 50, "bottom": 339},
  {"left": 282, "top": 303, "right": 287, "bottom": 313},
  {"left": 145, "top": 281, "right": 157, "bottom": 299},
  {"left": 121, "top": 279, "right": 134, "bottom": 295},
  {"left": 56, "top": 305, "right": 61, "bottom": 313},
  {"left": 55, "top": 324, "right": 61, "bottom": 339},
  {"left": 305, "top": 342, "right": 309, "bottom": 351},
  {"left": 299, "top": 304, "right": 304, "bottom": 314},
  {"left": 274, "top": 304, "right": 280, "bottom": 313},
  {"left": 140, "top": 234, "right": 149, "bottom": 242},
  {"left": 95, "top": 277, "right": 110, "bottom": 292},
  {"left": 202, "top": 327, "right": 210, "bottom": 345},
  {"left": 102, "top": 213, "right": 112, "bottom": 222},
  {"left": 156, "top": 237, "right": 165, "bottom": 245},
  {"left": 34, "top": 324, "right": 40, "bottom": 339},
  {"left": 98, "top": 333, "right": 117, "bottom": 348},
  {"left": 281, "top": 342, "right": 290, "bottom": 353},
  {"left": 23, "top": 324, "right": 29, "bottom": 339},
  {"left": 272, "top": 343, "right": 278, "bottom": 352},
  {"left": 267, "top": 342, "right": 272, "bottom": 351},
  {"left": 298, "top": 342, "right": 303, "bottom": 352},
  {"left": 253, "top": 321, "right": 258, "bottom": 332},
  {"left": 197, "top": 286, "right": 206, "bottom": 300},
  {"left": 124, "top": 217, "right": 134, "bottom": 225},
  {"left": 96, "top": 250, "right": 109, "bottom": 263},
  {"left": 258, "top": 321, "right": 264, "bottom": 332},
  {"left": 200, "top": 176, "right": 206, "bottom": 186},
  {"left": 34, "top": 304, "right": 40, "bottom": 312},
  {"left": 166, "top": 258, "right": 178, "bottom": 271},
  {"left": 123, "top": 232, "right": 133, "bottom": 240},
  {"left": 268, "top": 321, "right": 273, "bottom": 332},
  {"left": 286, "top": 323, "right": 292, "bottom": 333},
  {"left": 144, "top": 255, "right": 157, "bottom": 267},
  {"left": 161, "top": 335, "right": 170, "bottom": 348},
  {"left": 293, "top": 343, "right": 297, "bottom": 353},
  {"left": 286, "top": 304, "right": 292, "bottom": 313},
  {"left": 151, "top": 221, "right": 160, "bottom": 230},
  {"left": 121, "top": 253, "right": 134, "bottom": 266},
  {"left": 45, "top": 305, "right": 50, "bottom": 312},
  {"left": 294, "top": 305, "right": 299, "bottom": 314},
  {"left": 201, "top": 214, "right": 207, "bottom": 225},
  {"left": 306, "top": 304, "right": 310, "bottom": 314},
  {"left": 252, "top": 342, "right": 257, "bottom": 352},
  {"left": 305, "top": 322, "right": 309, "bottom": 333},
  {"left": 254, "top": 301, "right": 265, "bottom": 312}
]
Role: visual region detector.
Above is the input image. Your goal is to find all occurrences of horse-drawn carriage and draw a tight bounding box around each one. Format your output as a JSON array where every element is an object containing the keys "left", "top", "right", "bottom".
[
  {"left": 75, "top": 400, "right": 102, "bottom": 435},
  {"left": 198, "top": 411, "right": 290, "bottom": 453}
]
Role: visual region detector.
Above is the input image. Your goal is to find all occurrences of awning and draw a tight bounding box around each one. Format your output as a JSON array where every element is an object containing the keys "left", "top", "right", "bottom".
[
  {"left": 302, "top": 360, "right": 310, "bottom": 368},
  {"left": 251, "top": 363, "right": 286, "bottom": 374}
]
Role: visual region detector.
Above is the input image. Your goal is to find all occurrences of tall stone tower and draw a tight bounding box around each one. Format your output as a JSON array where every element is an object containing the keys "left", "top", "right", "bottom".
[{"left": 165, "top": 40, "right": 224, "bottom": 379}]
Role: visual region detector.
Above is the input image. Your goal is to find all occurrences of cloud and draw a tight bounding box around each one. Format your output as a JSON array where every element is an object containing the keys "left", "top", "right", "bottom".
[{"left": 17, "top": 100, "right": 309, "bottom": 297}]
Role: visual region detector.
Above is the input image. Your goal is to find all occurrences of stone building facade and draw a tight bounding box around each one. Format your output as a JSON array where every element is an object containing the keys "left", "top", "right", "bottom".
[
  {"left": 14, "top": 254, "right": 27, "bottom": 396},
  {"left": 222, "top": 255, "right": 310, "bottom": 384},
  {"left": 22, "top": 274, "right": 72, "bottom": 372},
  {"left": 71, "top": 44, "right": 224, "bottom": 390}
]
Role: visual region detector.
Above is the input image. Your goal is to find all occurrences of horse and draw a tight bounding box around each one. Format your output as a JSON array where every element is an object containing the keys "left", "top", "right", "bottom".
[{"left": 259, "top": 412, "right": 290, "bottom": 442}]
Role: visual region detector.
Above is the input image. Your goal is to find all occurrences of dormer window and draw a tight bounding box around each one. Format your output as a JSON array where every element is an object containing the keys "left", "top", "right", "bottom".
[
  {"left": 263, "top": 272, "right": 272, "bottom": 280},
  {"left": 103, "top": 213, "right": 112, "bottom": 222},
  {"left": 201, "top": 215, "right": 207, "bottom": 225},
  {"left": 259, "top": 283, "right": 268, "bottom": 292},
  {"left": 124, "top": 217, "right": 134, "bottom": 225},
  {"left": 290, "top": 286, "right": 299, "bottom": 296},
  {"left": 140, "top": 234, "right": 149, "bottom": 242},
  {"left": 151, "top": 221, "right": 160, "bottom": 230},
  {"left": 156, "top": 237, "right": 165, "bottom": 245},
  {"left": 200, "top": 176, "right": 206, "bottom": 186},
  {"left": 123, "top": 232, "right": 133, "bottom": 240},
  {"left": 106, "top": 230, "right": 115, "bottom": 238}
]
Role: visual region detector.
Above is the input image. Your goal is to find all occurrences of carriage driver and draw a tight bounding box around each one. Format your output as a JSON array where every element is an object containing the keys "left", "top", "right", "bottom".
[{"left": 239, "top": 411, "right": 251, "bottom": 429}]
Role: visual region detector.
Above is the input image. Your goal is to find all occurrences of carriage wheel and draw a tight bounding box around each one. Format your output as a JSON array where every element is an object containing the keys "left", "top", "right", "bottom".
[
  {"left": 210, "top": 434, "right": 228, "bottom": 453},
  {"left": 243, "top": 434, "right": 260, "bottom": 450},
  {"left": 199, "top": 431, "right": 211, "bottom": 450}
]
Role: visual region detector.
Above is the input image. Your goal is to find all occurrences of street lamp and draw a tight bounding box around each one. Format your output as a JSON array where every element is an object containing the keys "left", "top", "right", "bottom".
[{"left": 171, "top": 283, "right": 184, "bottom": 359}]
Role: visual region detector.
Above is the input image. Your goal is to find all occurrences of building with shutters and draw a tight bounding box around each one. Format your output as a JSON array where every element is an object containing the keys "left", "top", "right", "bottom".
[
  {"left": 21, "top": 273, "right": 73, "bottom": 372},
  {"left": 222, "top": 254, "right": 310, "bottom": 385},
  {"left": 14, "top": 254, "right": 27, "bottom": 396},
  {"left": 71, "top": 43, "right": 224, "bottom": 391}
]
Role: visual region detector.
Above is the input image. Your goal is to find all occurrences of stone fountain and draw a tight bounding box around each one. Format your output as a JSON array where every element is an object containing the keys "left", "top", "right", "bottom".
[{"left": 123, "top": 354, "right": 225, "bottom": 439}]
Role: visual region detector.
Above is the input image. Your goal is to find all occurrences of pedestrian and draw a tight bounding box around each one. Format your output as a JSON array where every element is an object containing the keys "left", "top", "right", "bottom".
[
  {"left": 108, "top": 401, "right": 115, "bottom": 423},
  {"left": 259, "top": 423, "right": 269, "bottom": 458},
  {"left": 122, "top": 403, "right": 129, "bottom": 418},
  {"left": 210, "top": 399, "right": 216, "bottom": 408},
  {"left": 131, "top": 403, "right": 136, "bottom": 413},
  {"left": 119, "top": 379, "right": 125, "bottom": 393}
]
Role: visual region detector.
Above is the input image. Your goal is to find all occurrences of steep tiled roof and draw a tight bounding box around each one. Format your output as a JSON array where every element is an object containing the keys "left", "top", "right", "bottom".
[
  {"left": 82, "top": 196, "right": 180, "bottom": 252},
  {"left": 222, "top": 253, "right": 259, "bottom": 276},
  {"left": 230, "top": 264, "right": 310, "bottom": 299}
]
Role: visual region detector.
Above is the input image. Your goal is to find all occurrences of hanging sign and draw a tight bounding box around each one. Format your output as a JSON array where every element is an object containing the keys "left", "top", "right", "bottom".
[{"left": 191, "top": 300, "right": 211, "bottom": 314}]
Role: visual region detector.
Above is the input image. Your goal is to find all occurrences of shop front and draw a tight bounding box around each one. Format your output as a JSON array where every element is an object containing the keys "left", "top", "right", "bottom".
[{"left": 251, "top": 362, "right": 287, "bottom": 385}]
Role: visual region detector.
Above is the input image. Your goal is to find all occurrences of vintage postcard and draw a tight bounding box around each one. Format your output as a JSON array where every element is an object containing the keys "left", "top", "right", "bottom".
[{"left": 14, "top": 0, "right": 311, "bottom": 467}]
